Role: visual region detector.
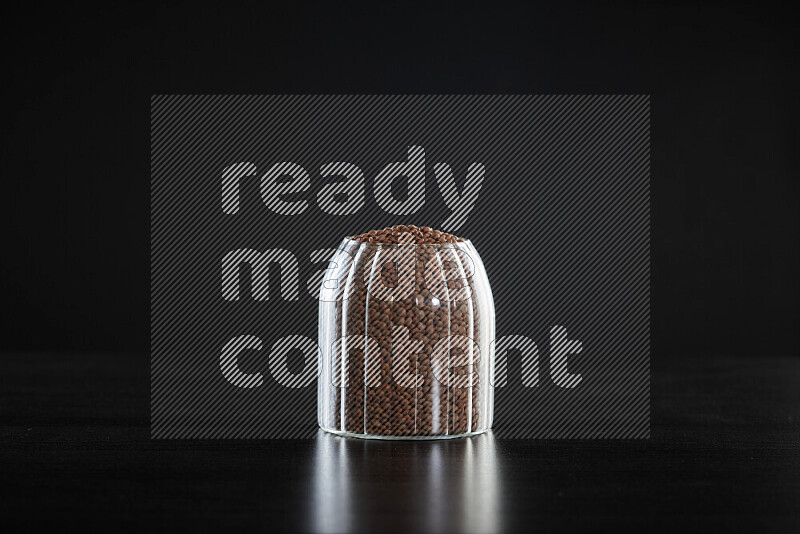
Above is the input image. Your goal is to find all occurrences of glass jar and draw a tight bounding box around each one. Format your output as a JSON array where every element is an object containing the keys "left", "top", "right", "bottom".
[{"left": 318, "top": 237, "right": 495, "bottom": 439}]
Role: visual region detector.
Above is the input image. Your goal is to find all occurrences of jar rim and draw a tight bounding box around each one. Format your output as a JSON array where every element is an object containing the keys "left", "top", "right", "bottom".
[{"left": 342, "top": 236, "right": 473, "bottom": 247}]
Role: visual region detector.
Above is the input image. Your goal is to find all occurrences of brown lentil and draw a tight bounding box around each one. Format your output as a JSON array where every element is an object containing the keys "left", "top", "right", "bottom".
[{"left": 323, "top": 225, "right": 482, "bottom": 437}]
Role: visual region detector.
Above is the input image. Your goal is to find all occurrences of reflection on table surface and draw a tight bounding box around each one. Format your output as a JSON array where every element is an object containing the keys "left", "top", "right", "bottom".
[{"left": 308, "top": 430, "right": 502, "bottom": 533}]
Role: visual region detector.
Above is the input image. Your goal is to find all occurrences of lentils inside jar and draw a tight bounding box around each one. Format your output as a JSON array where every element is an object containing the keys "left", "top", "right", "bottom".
[
  {"left": 325, "top": 225, "right": 481, "bottom": 437},
  {"left": 351, "top": 224, "right": 465, "bottom": 245}
]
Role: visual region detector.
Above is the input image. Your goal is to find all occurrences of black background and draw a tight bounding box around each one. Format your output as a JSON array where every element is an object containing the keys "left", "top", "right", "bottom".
[
  {"left": 2, "top": 1, "right": 797, "bottom": 357},
  {"left": 1, "top": 2, "right": 798, "bottom": 532}
]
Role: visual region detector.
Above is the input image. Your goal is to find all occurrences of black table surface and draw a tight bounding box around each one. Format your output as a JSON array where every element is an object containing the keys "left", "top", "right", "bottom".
[{"left": 1, "top": 352, "right": 798, "bottom": 532}]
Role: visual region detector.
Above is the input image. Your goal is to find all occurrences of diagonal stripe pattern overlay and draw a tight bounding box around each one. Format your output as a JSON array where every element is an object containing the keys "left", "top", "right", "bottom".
[{"left": 151, "top": 95, "right": 650, "bottom": 439}]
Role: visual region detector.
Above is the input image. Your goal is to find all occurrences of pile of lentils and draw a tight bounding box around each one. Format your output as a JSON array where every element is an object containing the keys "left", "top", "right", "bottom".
[
  {"left": 351, "top": 225, "right": 465, "bottom": 244},
  {"left": 323, "top": 225, "right": 481, "bottom": 437}
]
